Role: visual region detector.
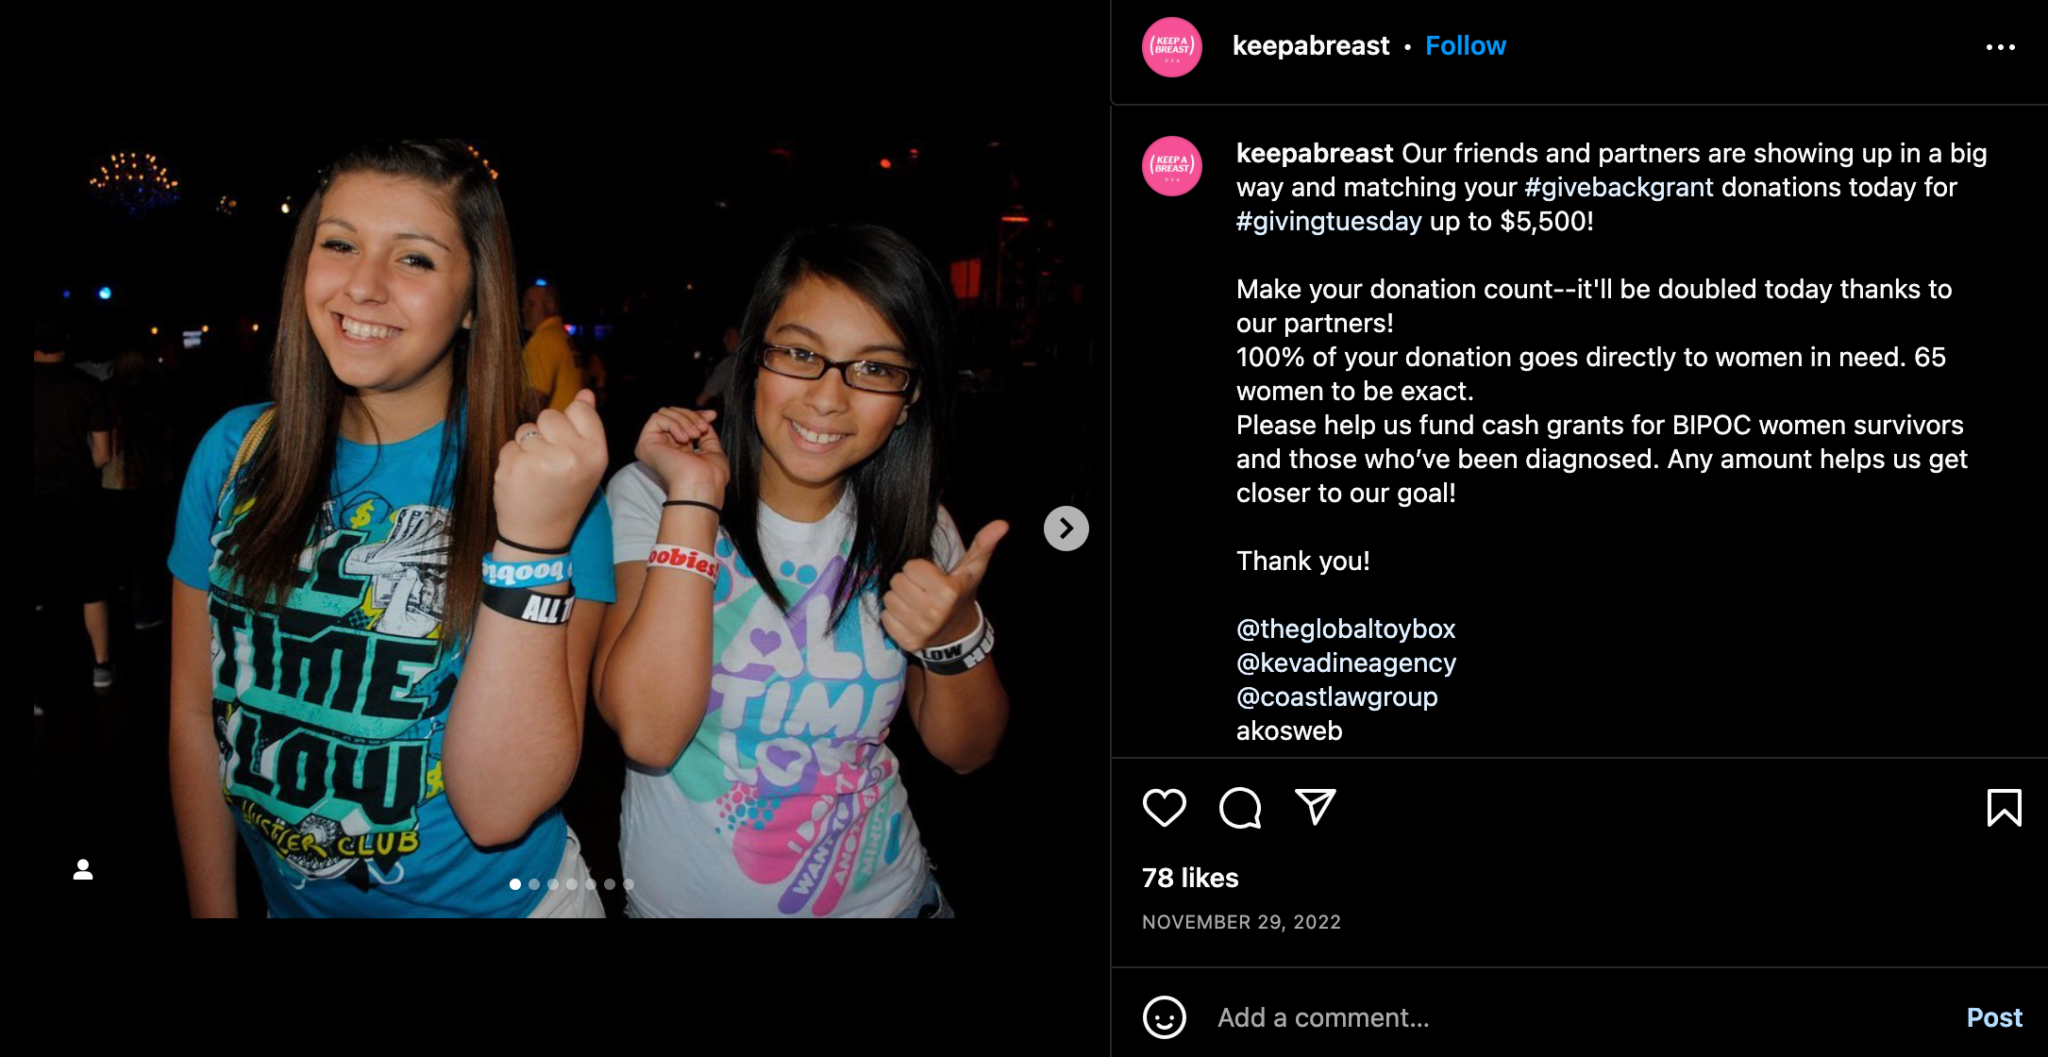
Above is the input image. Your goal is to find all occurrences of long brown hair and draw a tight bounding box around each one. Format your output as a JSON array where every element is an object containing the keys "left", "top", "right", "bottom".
[
  {"left": 724, "top": 224, "right": 954, "bottom": 632},
  {"left": 220, "top": 140, "right": 530, "bottom": 651}
]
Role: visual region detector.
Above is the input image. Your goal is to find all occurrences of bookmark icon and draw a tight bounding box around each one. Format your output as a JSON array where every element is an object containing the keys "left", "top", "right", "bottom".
[{"left": 1987, "top": 789, "right": 2021, "bottom": 828}]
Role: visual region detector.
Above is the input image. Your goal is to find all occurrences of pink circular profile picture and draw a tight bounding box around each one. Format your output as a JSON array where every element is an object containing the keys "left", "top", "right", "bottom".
[
  {"left": 1141, "top": 137, "right": 1202, "bottom": 196},
  {"left": 1142, "top": 17, "right": 1203, "bottom": 77}
]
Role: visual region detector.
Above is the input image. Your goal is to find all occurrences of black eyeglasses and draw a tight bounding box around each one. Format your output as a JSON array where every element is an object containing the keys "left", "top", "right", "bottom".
[{"left": 759, "top": 344, "right": 919, "bottom": 395}]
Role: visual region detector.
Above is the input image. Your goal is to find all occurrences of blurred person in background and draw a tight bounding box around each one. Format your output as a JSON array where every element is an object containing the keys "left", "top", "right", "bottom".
[
  {"left": 521, "top": 281, "right": 583, "bottom": 412},
  {"left": 693, "top": 323, "right": 743, "bottom": 412},
  {"left": 104, "top": 345, "right": 179, "bottom": 631},
  {"left": 34, "top": 318, "right": 117, "bottom": 695}
]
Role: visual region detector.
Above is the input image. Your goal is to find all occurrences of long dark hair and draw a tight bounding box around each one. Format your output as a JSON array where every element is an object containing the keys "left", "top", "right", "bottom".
[
  {"left": 219, "top": 140, "right": 528, "bottom": 651},
  {"left": 722, "top": 224, "right": 955, "bottom": 630}
]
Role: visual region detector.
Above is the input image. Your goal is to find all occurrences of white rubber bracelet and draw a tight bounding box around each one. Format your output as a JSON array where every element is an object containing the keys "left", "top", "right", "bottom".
[
  {"left": 648, "top": 543, "right": 719, "bottom": 583},
  {"left": 922, "top": 618, "right": 994, "bottom": 676},
  {"left": 481, "top": 555, "right": 572, "bottom": 588},
  {"left": 914, "top": 601, "right": 986, "bottom": 663}
]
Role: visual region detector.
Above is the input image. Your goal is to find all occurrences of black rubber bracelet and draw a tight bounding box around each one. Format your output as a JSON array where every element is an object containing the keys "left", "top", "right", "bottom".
[
  {"left": 662, "top": 499, "right": 724, "bottom": 516},
  {"left": 497, "top": 534, "right": 572, "bottom": 556},
  {"left": 482, "top": 584, "right": 577, "bottom": 625},
  {"left": 921, "top": 619, "right": 995, "bottom": 676}
]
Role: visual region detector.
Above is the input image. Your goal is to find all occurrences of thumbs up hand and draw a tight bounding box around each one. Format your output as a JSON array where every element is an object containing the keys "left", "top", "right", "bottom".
[{"left": 880, "top": 520, "right": 1008, "bottom": 653}]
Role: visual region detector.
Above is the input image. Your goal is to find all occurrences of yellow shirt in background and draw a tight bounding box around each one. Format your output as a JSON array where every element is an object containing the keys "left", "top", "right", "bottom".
[{"left": 521, "top": 316, "right": 583, "bottom": 412}]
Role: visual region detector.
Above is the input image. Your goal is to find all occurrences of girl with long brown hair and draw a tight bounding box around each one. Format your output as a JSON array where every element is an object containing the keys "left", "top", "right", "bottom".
[{"left": 167, "top": 140, "right": 615, "bottom": 916}]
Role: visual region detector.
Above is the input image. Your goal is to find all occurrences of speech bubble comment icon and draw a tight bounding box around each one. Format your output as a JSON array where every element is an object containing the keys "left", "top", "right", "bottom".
[{"left": 1219, "top": 787, "right": 1262, "bottom": 829}]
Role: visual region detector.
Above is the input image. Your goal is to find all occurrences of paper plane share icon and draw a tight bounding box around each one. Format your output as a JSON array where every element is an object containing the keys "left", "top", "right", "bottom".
[{"left": 1295, "top": 789, "right": 1336, "bottom": 826}]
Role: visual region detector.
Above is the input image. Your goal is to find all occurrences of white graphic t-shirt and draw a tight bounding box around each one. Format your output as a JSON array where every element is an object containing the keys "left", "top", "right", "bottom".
[{"left": 607, "top": 462, "right": 961, "bottom": 917}]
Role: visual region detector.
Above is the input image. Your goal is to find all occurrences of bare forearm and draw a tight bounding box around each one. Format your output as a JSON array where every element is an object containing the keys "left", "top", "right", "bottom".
[
  {"left": 170, "top": 710, "right": 239, "bottom": 916},
  {"left": 442, "top": 579, "right": 580, "bottom": 846},
  {"left": 598, "top": 504, "right": 718, "bottom": 768},
  {"left": 600, "top": 581, "right": 713, "bottom": 768},
  {"left": 443, "top": 389, "right": 614, "bottom": 847},
  {"left": 916, "top": 662, "right": 1008, "bottom": 773},
  {"left": 169, "top": 584, "right": 237, "bottom": 917}
]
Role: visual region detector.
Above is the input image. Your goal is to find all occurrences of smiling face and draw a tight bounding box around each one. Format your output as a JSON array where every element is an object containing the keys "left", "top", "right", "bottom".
[
  {"left": 304, "top": 171, "right": 473, "bottom": 400},
  {"left": 752, "top": 272, "right": 916, "bottom": 513}
]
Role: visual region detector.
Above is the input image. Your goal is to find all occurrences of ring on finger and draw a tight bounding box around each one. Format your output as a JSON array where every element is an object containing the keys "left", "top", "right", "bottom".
[{"left": 517, "top": 429, "right": 542, "bottom": 444}]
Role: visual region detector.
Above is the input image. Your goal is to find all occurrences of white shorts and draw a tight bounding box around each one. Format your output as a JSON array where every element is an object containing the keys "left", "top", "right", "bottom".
[{"left": 527, "top": 825, "right": 606, "bottom": 918}]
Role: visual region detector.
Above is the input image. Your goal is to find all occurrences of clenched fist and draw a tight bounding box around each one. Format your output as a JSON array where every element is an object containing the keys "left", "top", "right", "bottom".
[
  {"left": 494, "top": 389, "right": 608, "bottom": 550},
  {"left": 635, "top": 406, "right": 727, "bottom": 502}
]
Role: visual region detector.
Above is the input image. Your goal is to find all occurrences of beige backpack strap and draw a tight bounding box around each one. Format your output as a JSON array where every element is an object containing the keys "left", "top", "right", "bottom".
[{"left": 217, "top": 407, "right": 276, "bottom": 508}]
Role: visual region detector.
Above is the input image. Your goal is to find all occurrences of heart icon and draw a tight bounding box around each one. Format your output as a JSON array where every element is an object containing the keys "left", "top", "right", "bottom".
[{"left": 1142, "top": 788, "right": 1186, "bottom": 828}]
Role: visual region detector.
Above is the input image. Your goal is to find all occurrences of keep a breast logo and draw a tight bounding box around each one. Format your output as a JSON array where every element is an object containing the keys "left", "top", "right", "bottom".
[
  {"left": 1142, "top": 136, "right": 1203, "bottom": 197},
  {"left": 1143, "top": 17, "right": 1203, "bottom": 77}
]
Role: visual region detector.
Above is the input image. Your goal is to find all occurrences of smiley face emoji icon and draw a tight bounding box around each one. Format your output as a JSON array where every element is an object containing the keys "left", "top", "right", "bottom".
[{"left": 1142, "top": 995, "right": 1188, "bottom": 1040}]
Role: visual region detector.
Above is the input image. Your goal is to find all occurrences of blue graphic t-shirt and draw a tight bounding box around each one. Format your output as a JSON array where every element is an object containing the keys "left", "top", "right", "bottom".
[{"left": 168, "top": 403, "right": 616, "bottom": 917}]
